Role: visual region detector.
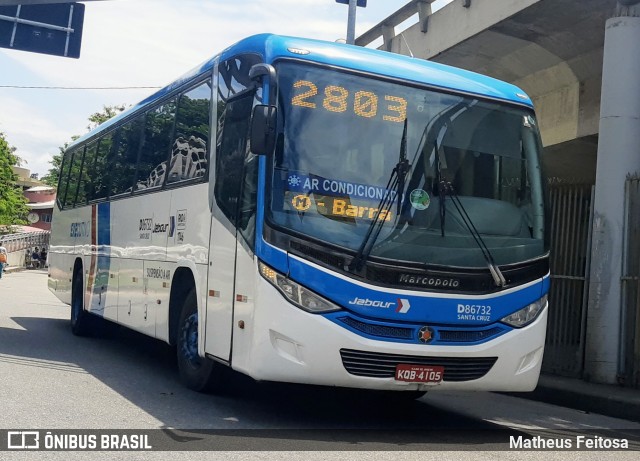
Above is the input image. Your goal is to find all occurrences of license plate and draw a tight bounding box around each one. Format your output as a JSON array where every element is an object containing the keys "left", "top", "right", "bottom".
[{"left": 395, "top": 364, "right": 444, "bottom": 383}]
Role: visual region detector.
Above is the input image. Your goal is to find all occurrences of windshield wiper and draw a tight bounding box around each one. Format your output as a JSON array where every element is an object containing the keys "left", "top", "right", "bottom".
[
  {"left": 434, "top": 135, "right": 447, "bottom": 238},
  {"left": 349, "top": 119, "right": 409, "bottom": 272},
  {"left": 439, "top": 181, "right": 507, "bottom": 287}
]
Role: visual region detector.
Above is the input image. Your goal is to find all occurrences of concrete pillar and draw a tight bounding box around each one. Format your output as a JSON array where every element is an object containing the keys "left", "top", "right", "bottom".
[{"left": 586, "top": 2, "right": 640, "bottom": 384}]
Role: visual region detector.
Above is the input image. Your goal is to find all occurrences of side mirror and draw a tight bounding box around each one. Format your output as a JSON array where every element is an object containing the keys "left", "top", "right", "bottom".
[{"left": 250, "top": 104, "right": 277, "bottom": 155}]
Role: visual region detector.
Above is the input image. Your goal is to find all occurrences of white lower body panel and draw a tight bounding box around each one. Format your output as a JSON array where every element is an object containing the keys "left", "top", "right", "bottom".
[{"left": 230, "top": 278, "right": 547, "bottom": 392}]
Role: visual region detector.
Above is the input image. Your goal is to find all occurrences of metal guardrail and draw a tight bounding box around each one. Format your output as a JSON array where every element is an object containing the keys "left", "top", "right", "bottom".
[
  {"left": 0, "top": 230, "right": 50, "bottom": 254},
  {"left": 543, "top": 183, "right": 594, "bottom": 378},
  {"left": 622, "top": 175, "right": 640, "bottom": 388},
  {"left": 355, "top": 0, "right": 471, "bottom": 50}
]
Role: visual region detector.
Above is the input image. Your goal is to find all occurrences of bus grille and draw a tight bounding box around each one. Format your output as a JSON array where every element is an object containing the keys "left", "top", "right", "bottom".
[
  {"left": 340, "top": 349, "right": 497, "bottom": 382},
  {"left": 437, "top": 327, "right": 505, "bottom": 343},
  {"left": 337, "top": 316, "right": 507, "bottom": 344},
  {"left": 338, "top": 317, "right": 414, "bottom": 340}
]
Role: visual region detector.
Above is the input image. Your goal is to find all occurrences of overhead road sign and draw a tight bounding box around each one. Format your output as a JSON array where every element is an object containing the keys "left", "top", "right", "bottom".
[
  {"left": 0, "top": 2, "right": 85, "bottom": 58},
  {"left": 335, "top": 0, "right": 367, "bottom": 6},
  {"left": 336, "top": 0, "right": 367, "bottom": 8},
  {"left": 0, "top": 1, "right": 105, "bottom": 5}
]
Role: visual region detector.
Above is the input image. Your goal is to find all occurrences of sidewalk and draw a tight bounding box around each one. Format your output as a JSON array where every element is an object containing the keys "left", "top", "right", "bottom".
[
  {"left": 522, "top": 373, "right": 640, "bottom": 423},
  {"left": 4, "top": 264, "right": 44, "bottom": 273},
  {"left": 4, "top": 265, "right": 25, "bottom": 274}
]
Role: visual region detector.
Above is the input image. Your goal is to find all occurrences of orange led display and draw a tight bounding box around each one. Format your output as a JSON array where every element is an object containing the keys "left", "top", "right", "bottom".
[{"left": 290, "top": 80, "right": 407, "bottom": 123}]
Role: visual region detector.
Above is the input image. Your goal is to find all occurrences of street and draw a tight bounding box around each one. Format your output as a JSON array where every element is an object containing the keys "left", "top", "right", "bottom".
[{"left": 0, "top": 270, "right": 639, "bottom": 460}]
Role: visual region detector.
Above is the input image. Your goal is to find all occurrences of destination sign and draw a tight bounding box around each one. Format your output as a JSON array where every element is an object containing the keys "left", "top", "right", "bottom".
[
  {"left": 290, "top": 80, "right": 407, "bottom": 124},
  {"left": 284, "top": 191, "right": 392, "bottom": 223}
]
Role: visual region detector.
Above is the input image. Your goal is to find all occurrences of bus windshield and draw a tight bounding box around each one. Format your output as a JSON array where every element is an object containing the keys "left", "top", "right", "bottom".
[{"left": 268, "top": 62, "right": 548, "bottom": 269}]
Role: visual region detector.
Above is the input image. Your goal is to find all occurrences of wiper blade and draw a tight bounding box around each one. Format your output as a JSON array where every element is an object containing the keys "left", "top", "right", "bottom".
[
  {"left": 434, "top": 135, "right": 446, "bottom": 237},
  {"left": 440, "top": 181, "right": 507, "bottom": 288},
  {"left": 349, "top": 119, "right": 409, "bottom": 272},
  {"left": 396, "top": 119, "right": 410, "bottom": 214}
]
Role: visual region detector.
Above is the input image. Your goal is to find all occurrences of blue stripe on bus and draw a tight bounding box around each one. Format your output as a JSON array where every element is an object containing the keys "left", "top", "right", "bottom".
[
  {"left": 324, "top": 310, "right": 513, "bottom": 346},
  {"left": 288, "top": 255, "right": 547, "bottom": 326}
]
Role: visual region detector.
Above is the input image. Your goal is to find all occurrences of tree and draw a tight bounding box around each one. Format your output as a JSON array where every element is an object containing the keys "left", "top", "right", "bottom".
[
  {"left": 0, "top": 132, "right": 29, "bottom": 229},
  {"left": 40, "top": 105, "right": 127, "bottom": 187}
]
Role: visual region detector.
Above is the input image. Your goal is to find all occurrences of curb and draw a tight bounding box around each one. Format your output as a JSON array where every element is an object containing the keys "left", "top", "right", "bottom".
[{"left": 516, "top": 374, "right": 640, "bottom": 423}]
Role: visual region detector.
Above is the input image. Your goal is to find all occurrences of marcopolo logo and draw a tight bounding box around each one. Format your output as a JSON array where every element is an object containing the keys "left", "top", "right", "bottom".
[
  {"left": 348, "top": 297, "right": 411, "bottom": 313},
  {"left": 399, "top": 274, "right": 461, "bottom": 289}
]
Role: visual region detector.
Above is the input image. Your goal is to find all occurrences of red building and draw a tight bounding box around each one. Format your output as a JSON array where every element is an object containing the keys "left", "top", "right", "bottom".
[
  {"left": 24, "top": 185, "right": 56, "bottom": 231},
  {"left": 12, "top": 167, "right": 56, "bottom": 232}
]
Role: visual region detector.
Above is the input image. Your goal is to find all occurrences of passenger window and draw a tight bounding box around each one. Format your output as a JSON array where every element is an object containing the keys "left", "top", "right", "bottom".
[
  {"left": 111, "top": 118, "right": 143, "bottom": 196},
  {"left": 89, "top": 133, "right": 113, "bottom": 201},
  {"left": 63, "top": 148, "right": 83, "bottom": 208},
  {"left": 135, "top": 100, "right": 177, "bottom": 191},
  {"left": 168, "top": 81, "right": 211, "bottom": 185},
  {"left": 77, "top": 143, "right": 97, "bottom": 206},
  {"left": 57, "top": 148, "right": 74, "bottom": 208}
]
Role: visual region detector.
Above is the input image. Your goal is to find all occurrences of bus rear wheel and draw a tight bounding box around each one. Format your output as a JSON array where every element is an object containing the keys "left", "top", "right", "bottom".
[
  {"left": 70, "top": 270, "right": 92, "bottom": 336},
  {"left": 176, "top": 289, "right": 227, "bottom": 393}
]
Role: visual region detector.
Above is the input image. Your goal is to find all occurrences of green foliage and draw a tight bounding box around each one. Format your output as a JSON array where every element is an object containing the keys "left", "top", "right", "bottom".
[
  {"left": 41, "top": 105, "right": 127, "bottom": 189},
  {"left": 0, "top": 133, "right": 29, "bottom": 228},
  {"left": 87, "top": 104, "right": 127, "bottom": 131}
]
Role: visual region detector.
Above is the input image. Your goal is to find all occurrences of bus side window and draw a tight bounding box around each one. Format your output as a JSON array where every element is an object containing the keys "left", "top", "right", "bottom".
[
  {"left": 135, "top": 100, "right": 177, "bottom": 192},
  {"left": 77, "top": 143, "right": 97, "bottom": 206},
  {"left": 63, "top": 147, "right": 83, "bottom": 208},
  {"left": 168, "top": 81, "right": 211, "bottom": 185},
  {"left": 237, "top": 151, "right": 259, "bottom": 248},
  {"left": 111, "top": 118, "right": 144, "bottom": 196},
  {"left": 215, "top": 91, "right": 255, "bottom": 223},
  {"left": 89, "top": 133, "right": 113, "bottom": 202},
  {"left": 57, "top": 148, "right": 74, "bottom": 208}
]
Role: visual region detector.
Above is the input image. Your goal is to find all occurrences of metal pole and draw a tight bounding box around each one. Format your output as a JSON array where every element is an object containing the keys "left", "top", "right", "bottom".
[{"left": 346, "top": 0, "right": 357, "bottom": 45}]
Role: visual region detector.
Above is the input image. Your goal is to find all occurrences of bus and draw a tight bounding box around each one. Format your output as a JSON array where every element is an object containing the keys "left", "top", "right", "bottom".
[{"left": 48, "top": 34, "right": 549, "bottom": 396}]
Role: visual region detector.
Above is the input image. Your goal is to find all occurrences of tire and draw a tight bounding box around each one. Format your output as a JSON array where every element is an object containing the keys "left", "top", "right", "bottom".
[
  {"left": 176, "top": 288, "right": 227, "bottom": 393},
  {"left": 70, "top": 270, "right": 92, "bottom": 336}
]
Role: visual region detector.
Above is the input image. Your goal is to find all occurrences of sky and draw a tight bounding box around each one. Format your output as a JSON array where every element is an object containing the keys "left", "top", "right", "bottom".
[{"left": 0, "top": 0, "right": 452, "bottom": 178}]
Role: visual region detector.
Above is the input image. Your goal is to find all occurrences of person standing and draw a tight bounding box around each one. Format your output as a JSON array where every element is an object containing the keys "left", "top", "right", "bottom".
[
  {"left": 40, "top": 247, "right": 47, "bottom": 268},
  {"left": 0, "top": 243, "right": 7, "bottom": 279},
  {"left": 31, "top": 247, "right": 40, "bottom": 269}
]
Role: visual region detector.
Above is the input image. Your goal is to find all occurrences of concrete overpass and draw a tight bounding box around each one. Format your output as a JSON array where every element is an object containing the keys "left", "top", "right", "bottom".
[
  {"left": 357, "top": 0, "right": 612, "bottom": 182},
  {"left": 358, "top": 0, "right": 640, "bottom": 387}
]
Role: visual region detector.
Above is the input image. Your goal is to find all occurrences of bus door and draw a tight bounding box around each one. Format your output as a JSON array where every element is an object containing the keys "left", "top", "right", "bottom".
[{"left": 205, "top": 54, "right": 261, "bottom": 362}]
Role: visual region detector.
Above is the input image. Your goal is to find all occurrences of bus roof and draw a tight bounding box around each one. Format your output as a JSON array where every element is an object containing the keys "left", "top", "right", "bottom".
[{"left": 69, "top": 33, "right": 533, "bottom": 149}]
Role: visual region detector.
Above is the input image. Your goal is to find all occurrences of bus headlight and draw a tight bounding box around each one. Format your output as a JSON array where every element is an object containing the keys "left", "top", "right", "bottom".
[
  {"left": 500, "top": 294, "right": 547, "bottom": 328},
  {"left": 259, "top": 261, "right": 341, "bottom": 313}
]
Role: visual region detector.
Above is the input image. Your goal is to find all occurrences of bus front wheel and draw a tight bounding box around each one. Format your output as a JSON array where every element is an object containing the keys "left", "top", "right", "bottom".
[{"left": 176, "top": 289, "right": 226, "bottom": 393}]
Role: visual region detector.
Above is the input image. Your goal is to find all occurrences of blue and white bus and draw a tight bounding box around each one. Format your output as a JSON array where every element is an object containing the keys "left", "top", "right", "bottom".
[{"left": 49, "top": 34, "right": 549, "bottom": 396}]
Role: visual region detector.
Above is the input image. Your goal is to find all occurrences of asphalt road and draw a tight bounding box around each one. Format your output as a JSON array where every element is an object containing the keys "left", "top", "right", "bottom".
[{"left": 1, "top": 269, "right": 639, "bottom": 460}]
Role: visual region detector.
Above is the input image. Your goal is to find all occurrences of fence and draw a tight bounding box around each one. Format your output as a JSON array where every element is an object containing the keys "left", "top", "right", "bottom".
[
  {"left": 622, "top": 176, "right": 640, "bottom": 388},
  {"left": 542, "top": 182, "right": 594, "bottom": 377},
  {"left": 0, "top": 230, "right": 50, "bottom": 269}
]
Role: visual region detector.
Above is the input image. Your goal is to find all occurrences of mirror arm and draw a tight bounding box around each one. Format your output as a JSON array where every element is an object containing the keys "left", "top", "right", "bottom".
[{"left": 249, "top": 63, "right": 277, "bottom": 105}]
